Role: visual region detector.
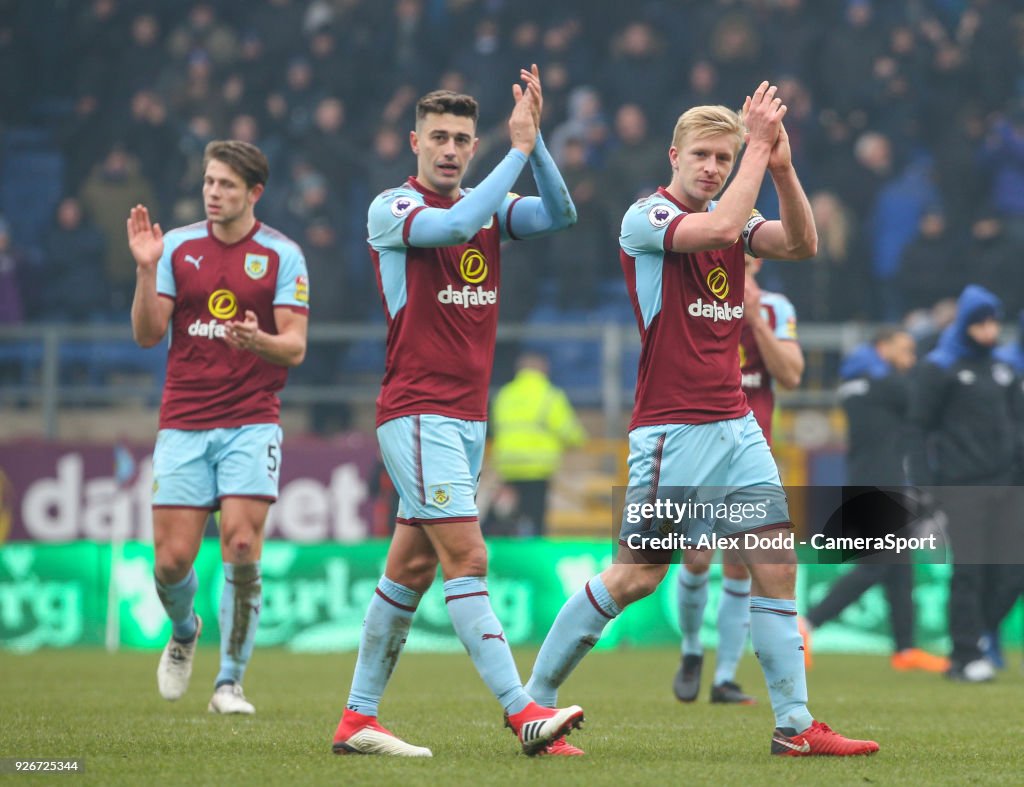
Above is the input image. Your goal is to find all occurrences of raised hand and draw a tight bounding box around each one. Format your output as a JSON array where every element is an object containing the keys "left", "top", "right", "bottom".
[
  {"left": 742, "top": 81, "right": 786, "bottom": 151},
  {"left": 126, "top": 204, "right": 164, "bottom": 272},
  {"left": 518, "top": 64, "right": 543, "bottom": 129},
  {"left": 768, "top": 121, "right": 793, "bottom": 173},
  {"left": 225, "top": 309, "right": 261, "bottom": 353},
  {"left": 509, "top": 67, "right": 539, "bottom": 156}
]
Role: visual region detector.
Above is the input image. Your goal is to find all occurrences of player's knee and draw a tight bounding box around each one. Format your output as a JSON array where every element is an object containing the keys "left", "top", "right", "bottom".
[
  {"left": 227, "top": 539, "right": 254, "bottom": 562},
  {"left": 722, "top": 562, "right": 750, "bottom": 580},
  {"left": 403, "top": 553, "right": 440, "bottom": 592},
  {"left": 685, "top": 552, "right": 712, "bottom": 573},
  {"left": 223, "top": 528, "right": 260, "bottom": 562},
  {"left": 770, "top": 563, "right": 797, "bottom": 584},
  {"left": 635, "top": 566, "right": 668, "bottom": 598},
  {"left": 611, "top": 564, "right": 668, "bottom": 604},
  {"left": 751, "top": 562, "right": 796, "bottom": 596},
  {"left": 457, "top": 556, "right": 489, "bottom": 579},
  {"left": 154, "top": 552, "right": 193, "bottom": 584},
  {"left": 442, "top": 546, "right": 488, "bottom": 579}
]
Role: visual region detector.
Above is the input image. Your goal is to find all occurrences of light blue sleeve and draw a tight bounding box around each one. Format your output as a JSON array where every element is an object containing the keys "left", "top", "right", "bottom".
[
  {"left": 156, "top": 239, "right": 176, "bottom": 298},
  {"left": 496, "top": 192, "right": 519, "bottom": 242},
  {"left": 503, "top": 133, "right": 578, "bottom": 240},
  {"left": 156, "top": 225, "right": 209, "bottom": 298},
  {"left": 619, "top": 196, "right": 682, "bottom": 257},
  {"left": 405, "top": 149, "right": 529, "bottom": 247},
  {"left": 765, "top": 292, "right": 797, "bottom": 340},
  {"left": 368, "top": 187, "right": 427, "bottom": 250},
  {"left": 274, "top": 243, "right": 310, "bottom": 309}
]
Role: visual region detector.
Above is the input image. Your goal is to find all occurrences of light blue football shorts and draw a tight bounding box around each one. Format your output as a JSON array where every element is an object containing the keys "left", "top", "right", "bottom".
[
  {"left": 152, "top": 423, "right": 283, "bottom": 508},
  {"left": 619, "top": 412, "right": 791, "bottom": 548},
  {"left": 377, "top": 414, "right": 486, "bottom": 525}
]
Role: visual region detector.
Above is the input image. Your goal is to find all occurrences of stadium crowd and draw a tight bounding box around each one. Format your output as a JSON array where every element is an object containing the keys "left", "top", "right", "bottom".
[{"left": 0, "top": 0, "right": 1021, "bottom": 338}]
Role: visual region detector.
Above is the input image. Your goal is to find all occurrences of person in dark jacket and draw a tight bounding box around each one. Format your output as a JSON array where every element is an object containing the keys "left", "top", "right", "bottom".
[
  {"left": 993, "top": 310, "right": 1024, "bottom": 374},
  {"left": 801, "top": 328, "right": 949, "bottom": 672},
  {"left": 41, "top": 197, "right": 108, "bottom": 321},
  {"left": 983, "top": 312, "right": 1024, "bottom": 667},
  {"left": 839, "top": 330, "right": 916, "bottom": 486},
  {"left": 906, "top": 285, "right": 1022, "bottom": 682}
]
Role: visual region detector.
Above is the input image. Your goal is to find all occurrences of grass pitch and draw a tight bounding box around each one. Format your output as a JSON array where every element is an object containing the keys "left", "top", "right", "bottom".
[{"left": 1, "top": 647, "right": 1021, "bottom": 785}]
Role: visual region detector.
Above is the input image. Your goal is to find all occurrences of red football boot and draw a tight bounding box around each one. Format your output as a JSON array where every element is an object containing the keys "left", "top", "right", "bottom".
[
  {"left": 505, "top": 702, "right": 585, "bottom": 756},
  {"left": 540, "top": 737, "right": 585, "bottom": 756},
  {"left": 332, "top": 709, "right": 432, "bottom": 757},
  {"left": 771, "top": 720, "right": 879, "bottom": 757}
]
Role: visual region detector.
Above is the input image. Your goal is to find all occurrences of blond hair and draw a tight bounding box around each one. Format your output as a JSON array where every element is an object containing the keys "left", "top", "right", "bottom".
[
  {"left": 671, "top": 105, "right": 745, "bottom": 154},
  {"left": 810, "top": 191, "right": 850, "bottom": 260}
]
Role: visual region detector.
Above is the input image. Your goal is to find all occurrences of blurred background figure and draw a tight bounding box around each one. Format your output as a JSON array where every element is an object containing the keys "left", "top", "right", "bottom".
[
  {"left": 78, "top": 146, "right": 156, "bottom": 314},
  {"left": 548, "top": 135, "right": 610, "bottom": 310},
  {"left": 906, "top": 286, "right": 1019, "bottom": 683},
  {"left": 291, "top": 216, "right": 353, "bottom": 435},
  {"left": 985, "top": 311, "right": 1024, "bottom": 669},
  {"left": 602, "top": 103, "right": 664, "bottom": 222},
  {"left": 898, "top": 207, "right": 961, "bottom": 315},
  {"left": 801, "top": 328, "right": 949, "bottom": 674},
  {"left": 41, "top": 197, "right": 107, "bottom": 323},
  {"left": 0, "top": 215, "right": 29, "bottom": 325},
  {"left": 489, "top": 352, "right": 586, "bottom": 537}
]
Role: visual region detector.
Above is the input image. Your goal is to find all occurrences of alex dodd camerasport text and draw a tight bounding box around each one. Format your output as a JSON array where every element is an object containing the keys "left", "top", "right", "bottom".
[{"left": 624, "top": 531, "right": 938, "bottom": 554}]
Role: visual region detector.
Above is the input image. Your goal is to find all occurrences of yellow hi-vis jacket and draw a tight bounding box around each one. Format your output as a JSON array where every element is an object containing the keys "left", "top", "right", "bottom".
[{"left": 492, "top": 368, "right": 587, "bottom": 481}]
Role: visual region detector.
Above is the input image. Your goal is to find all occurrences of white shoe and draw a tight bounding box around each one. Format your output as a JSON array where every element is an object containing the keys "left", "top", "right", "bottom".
[
  {"left": 506, "top": 702, "right": 585, "bottom": 756},
  {"left": 963, "top": 659, "right": 996, "bottom": 682},
  {"left": 332, "top": 710, "right": 432, "bottom": 757},
  {"left": 208, "top": 682, "right": 256, "bottom": 715},
  {"left": 157, "top": 615, "right": 202, "bottom": 701}
]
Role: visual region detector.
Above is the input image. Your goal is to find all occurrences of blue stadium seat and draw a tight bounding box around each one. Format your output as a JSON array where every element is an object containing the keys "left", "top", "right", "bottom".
[
  {"left": 29, "top": 98, "right": 75, "bottom": 126},
  {"left": 84, "top": 340, "right": 167, "bottom": 385},
  {"left": 2, "top": 127, "right": 55, "bottom": 150},
  {"left": 0, "top": 339, "right": 44, "bottom": 385},
  {"left": 342, "top": 338, "right": 386, "bottom": 375},
  {"left": 593, "top": 292, "right": 637, "bottom": 325},
  {"left": 340, "top": 312, "right": 386, "bottom": 375},
  {"left": 621, "top": 343, "right": 640, "bottom": 393},
  {"left": 0, "top": 128, "right": 64, "bottom": 249},
  {"left": 523, "top": 305, "right": 603, "bottom": 400}
]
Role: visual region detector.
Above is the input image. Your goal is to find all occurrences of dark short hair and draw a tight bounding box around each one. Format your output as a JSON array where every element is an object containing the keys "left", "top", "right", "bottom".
[
  {"left": 203, "top": 140, "right": 269, "bottom": 189},
  {"left": 872, "top": 325, "right": 909, "bottom": 346},
  {"left": 415, "top": 90, "right": 479, "bottom": 125}
]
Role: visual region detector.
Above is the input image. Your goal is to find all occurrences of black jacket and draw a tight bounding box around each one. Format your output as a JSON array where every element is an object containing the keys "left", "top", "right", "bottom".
[
  {"left": 906, "top": 286, "right": 1020, "bottom": 485},
  {"left": 906, "top": 357, "right": 1019, "bottom": 485},
  {"left": 838, "top": 348, "right": 912, "bottom": 486}
]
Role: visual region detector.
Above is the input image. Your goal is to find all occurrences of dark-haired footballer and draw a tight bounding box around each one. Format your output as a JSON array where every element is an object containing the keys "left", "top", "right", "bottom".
[
  {"left": 331, "top": 67, "right": 584, "bottom": 758},
  {"left": 128, "top": 140, "right": 309, "bottom": 716}
]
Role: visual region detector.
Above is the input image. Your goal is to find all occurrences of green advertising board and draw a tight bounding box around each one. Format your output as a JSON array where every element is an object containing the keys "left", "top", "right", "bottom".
[
  {"left": 0, "top": 542, "right": 107, "bottom": 651},
  {"left": 0, "top": 540, "right": 992, "bottom": 654}
]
